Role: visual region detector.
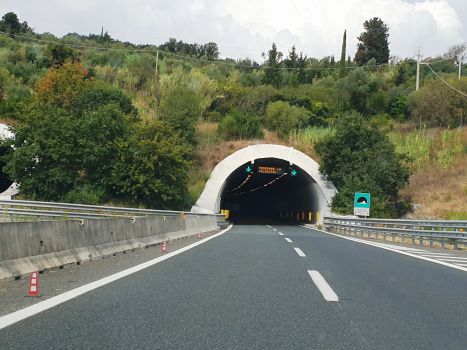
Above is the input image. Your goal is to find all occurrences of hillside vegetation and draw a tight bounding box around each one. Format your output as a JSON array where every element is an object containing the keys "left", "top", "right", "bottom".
[{"left": 0, "top": 12, "right": 466, "bottom": 218}]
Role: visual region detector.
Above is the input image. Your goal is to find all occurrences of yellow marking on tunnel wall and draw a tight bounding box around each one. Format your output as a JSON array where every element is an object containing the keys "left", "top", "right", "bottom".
[
  {"left": 302, "top": 212, "right": 305, "bottom": 220},
  {"left": 309, "top": 212, "right": 312, "bottom": 221},
  {"left": 317, "top": 212, "right": 319, "bottom": 221}
]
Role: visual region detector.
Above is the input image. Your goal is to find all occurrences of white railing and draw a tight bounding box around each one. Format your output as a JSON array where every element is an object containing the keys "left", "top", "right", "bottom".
[{"left": 0, "top": 199, "right": 225, "bottom": 222}]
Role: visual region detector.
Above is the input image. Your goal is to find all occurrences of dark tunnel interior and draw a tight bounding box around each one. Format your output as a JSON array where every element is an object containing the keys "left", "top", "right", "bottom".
[
  {"left": 0, "top": 144, "right": 13, "bottom": 193},
  {"left": 220, "top": 158, "right": 322, "bottom": 225}
]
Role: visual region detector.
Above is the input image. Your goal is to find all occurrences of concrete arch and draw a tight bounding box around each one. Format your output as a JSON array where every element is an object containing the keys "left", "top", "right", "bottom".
[
  {"left": 191, "top": 144, "right": 337, "bottom": 223},
  {"left": 0, "top": 123, "right": 19, "bottom": 200}
]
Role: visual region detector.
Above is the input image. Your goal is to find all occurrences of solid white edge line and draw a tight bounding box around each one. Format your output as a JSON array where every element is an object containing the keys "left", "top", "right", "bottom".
[
  {"left": 294, "top": 247, "right": 306, "bottom": 257},
  {"left": 278, "top": 232, "right": 284, "bottom": 236},
  {"left": 0, "top": 225, "right": 234, "bottom": 330},
  {"left": 285, "top": 238, "right": 293, "bottom": 243},
  {"left": 300, "top": 225, "right": 467, "bottom": 273},
  {"left": 308, "top": 270, "right": 339, "bottom": 302}
]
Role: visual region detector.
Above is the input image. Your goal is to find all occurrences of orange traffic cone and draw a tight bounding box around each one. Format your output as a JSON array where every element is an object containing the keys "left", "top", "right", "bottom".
[
  {"left": 162, "top": 241, "right": 167, "bottom": 253},
  {"left": 25, "top": 272, "right": 41, "bottom": 298},
  {"left": 198, "top": 232, "right": 202, "bottom": 239}
]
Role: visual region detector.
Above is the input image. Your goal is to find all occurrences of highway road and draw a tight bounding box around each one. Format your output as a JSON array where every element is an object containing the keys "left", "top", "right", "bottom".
[{"left": 1, "top": 223, "right": 467, "bottom": 349}]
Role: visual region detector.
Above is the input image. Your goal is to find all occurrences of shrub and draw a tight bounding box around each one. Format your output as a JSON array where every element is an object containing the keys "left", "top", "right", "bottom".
[{"left": 315, "top": 113, "right": 411, "bottom": 217}]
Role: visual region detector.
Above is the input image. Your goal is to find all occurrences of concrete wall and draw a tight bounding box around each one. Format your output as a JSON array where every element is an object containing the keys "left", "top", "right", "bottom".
[{"left": 0, "top": 215, "right": 218, "bottom": 281}]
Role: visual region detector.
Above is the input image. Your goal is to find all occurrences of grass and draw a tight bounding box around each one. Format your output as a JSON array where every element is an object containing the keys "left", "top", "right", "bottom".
[
  {"left": 397, "top": 127, "right": 467, "bottom": 219},
  {"left": 289, "top": 126, "right": 336, "bottom": 146}
]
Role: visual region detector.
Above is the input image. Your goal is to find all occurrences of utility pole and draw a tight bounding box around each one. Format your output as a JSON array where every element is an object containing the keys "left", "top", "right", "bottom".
[
  {"left": 415, "top": 47, "right": 422, "bottom": 91},
  {"left": 155, "top": 50, "right": 159, "bottom": 81},
  {"left": 459, "top": 60, "right": 462, "bottom": 80}
]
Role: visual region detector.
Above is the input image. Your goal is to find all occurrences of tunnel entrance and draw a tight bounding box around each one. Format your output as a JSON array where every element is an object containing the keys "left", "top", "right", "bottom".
[
  {"left": 192, "top": 144, "right": 337, "bottom": 225},
  {"left": 221, "top": 158, "right": 321, "bottom": 224},
  {"left": 0, "top": 144, "right": 13, "bottom": 193}
]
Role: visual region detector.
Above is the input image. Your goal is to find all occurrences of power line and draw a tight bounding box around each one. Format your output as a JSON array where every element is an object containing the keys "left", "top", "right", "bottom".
[
  {"left": 0, "top": 30, "right": 456, "bottom": 72},
  {"left": 423, "top": 63, "right": 467, "bottom": 98}
]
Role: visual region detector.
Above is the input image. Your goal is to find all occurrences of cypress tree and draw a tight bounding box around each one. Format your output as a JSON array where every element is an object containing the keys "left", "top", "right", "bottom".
[{"left": 340, "top": 30, "right": 347, "bottom": 78}]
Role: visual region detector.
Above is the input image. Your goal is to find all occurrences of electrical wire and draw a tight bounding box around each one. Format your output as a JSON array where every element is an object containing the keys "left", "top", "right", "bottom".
[
  {"left": 0, "top": 30, "right": 452, "bottom": 72},
  {"left": 423, "top": 63, "right": 467, "bottom": 98}
]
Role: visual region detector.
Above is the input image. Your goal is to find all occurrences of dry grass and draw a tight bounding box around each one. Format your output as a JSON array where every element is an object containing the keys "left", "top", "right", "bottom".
[{"left": 399, "top": 156, "right": 467, "bottom": 219}]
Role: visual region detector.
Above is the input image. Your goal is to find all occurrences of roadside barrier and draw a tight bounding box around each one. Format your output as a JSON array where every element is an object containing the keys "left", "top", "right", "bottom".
[{"left": 324, "top": 217, "right": 467, "bottom": 250}]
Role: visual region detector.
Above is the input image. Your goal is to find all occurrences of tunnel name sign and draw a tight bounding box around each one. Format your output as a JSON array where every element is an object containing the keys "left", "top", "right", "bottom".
[
  {"left": 354, "top": 193, "right": 370, "bottom": 216},
  {"left": 258, "top": 166, "right": 284, "bottom": 175}
]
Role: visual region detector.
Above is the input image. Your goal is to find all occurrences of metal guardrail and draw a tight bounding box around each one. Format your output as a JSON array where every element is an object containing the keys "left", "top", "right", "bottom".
[
  {"left": 0, "top": 199, "right": 225, "bottom": 222},
  {"left": 324, "top": 216, "right": 467, "bottom": 250}
]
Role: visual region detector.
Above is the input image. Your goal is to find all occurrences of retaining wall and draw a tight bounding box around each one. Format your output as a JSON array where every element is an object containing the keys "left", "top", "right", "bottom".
[{"left": 0, "top": 215, "right": 218, "bottom": 281}]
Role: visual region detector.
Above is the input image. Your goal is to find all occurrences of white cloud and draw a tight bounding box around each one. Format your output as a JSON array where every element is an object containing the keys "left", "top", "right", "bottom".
[{"left": 1, "top": 0, "right": 464, "bottom": 61}]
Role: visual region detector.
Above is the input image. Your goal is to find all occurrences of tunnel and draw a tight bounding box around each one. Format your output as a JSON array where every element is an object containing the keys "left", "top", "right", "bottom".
[
  {"left": 0, "top": 143, "right": 13, "bottom": 193},
  {"left": 220, "top": 158, "right": 323, "bottom": 223},
  {"left": 191, "top": 144, "right": 337, "bottom": 224}
]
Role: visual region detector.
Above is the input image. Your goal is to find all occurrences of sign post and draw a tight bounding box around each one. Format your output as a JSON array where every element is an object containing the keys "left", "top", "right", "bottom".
[{"left": 354, "top": 193, "right": 370, "bottom": 217}]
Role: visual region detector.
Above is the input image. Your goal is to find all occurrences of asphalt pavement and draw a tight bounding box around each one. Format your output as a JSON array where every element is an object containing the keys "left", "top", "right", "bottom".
[{"left": 1, "top": 224, "right": 466, "bottom": 349}]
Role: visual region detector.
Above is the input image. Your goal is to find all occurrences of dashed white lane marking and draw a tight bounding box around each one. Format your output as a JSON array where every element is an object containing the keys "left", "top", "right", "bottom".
[
  {"left": 278, "top": 232, "right": 284, "bottom": 236},
  {"left": 285, "top": 238, "right": 293, "bottom": 243},
  {"left": 308, "top": 270, "right": 339, "bottom": 302},
  {"left": 273, "top": 229, "right": 277, "bottom": 231},
  {"left": 294, "top": 247, "right": 306, "bottom": 257},
  {"left": 301, "top": 226, "right": 467, "bottom": 272},
  {"left": 0, "top": 225, "right": 234, "bottom": 331}
]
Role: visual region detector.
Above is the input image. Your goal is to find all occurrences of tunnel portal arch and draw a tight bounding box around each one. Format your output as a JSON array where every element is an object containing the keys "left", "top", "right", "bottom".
[{"left": 191, "top": 144, "right": 337, "bottom": 224}]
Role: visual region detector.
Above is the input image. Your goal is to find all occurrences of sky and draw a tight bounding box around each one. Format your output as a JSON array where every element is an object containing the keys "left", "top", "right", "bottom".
[{"left": 1, "top": 0, "right": 466, "bottom": 62}]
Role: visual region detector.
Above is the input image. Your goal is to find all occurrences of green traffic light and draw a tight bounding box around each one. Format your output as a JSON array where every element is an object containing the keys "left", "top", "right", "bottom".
[{"left": 291, "top": 169, "right": 297, "bottom": 176}]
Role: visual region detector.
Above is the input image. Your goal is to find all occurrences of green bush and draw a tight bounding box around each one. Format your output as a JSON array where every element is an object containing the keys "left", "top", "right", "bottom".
[
  {"left": 217, "top": 110, "right": 263, "bottom": 140},
  {"left": 315, "top": 113, "right": 411, "bottom": 217}
]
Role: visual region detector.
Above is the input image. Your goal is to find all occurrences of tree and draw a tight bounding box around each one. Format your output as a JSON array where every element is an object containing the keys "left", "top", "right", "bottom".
[
  {"left": 111, "top": 120, "right": 190, "bottom": 209},
  {"left": 34, "top": 63, "right": 95, "bottom": 108},
  {"left": 161, "top": 86, "right": 201, "bottom": 147},
  {"left": 73, "top": 88, "right": 139, "bottom": 120},
  {"left": 315, "top": 113, "right": 411, "bottom": 217},
  {"left": 297, "top": 51, "right": 308, "bottom": 84},
  {"left": 0, "top": 12, "right": 31, "bottom": 35},
  {"left": 408, "top": 76, "right": 467, "bottom": 127},
  {"left": 285, "top": 45, "right": 300, "bottom": 87},
  {"left": 265, "top": 101, "right": 308, "bottom": 138},
  {"left": 334, "top": 68, "right": 373, "bottom": 114},
  {"left": 339, "top": 30, "right": 347, "bottom": 78},
  {"left": 2, "top": 103, "right": 131, "bottom": 203},
  {"left": 262, "top": 43, "right": 282, "bottom": 88},
  {"left": 354, "top": 17, "right": 390, "bottom": 66},
  {"left": 46, "top": 43, "right": 76, "bottom": 67}
]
